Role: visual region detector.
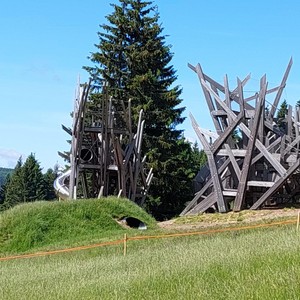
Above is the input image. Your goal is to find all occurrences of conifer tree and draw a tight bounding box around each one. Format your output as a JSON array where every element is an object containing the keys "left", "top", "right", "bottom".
[
  {"left": 277, "top": 99, "right": 288, "bottom": 131},
  {"left": 43, "top": 165, "right": 59, "bottom": 200},
  {"left": 22, "top": 153, "right": 46, "bottom": 202},
  {"left": 85, "top": 0, "right": 200, "bottom": 218},
  {"left": 0, "top": 174, "right": 10, "bottom": 206},
  {"left": 3, "top": 157, "right": 25, "bottom": 208}
]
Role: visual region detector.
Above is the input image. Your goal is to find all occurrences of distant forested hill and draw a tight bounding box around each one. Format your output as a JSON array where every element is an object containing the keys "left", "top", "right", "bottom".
[{"left": 0, "top": 167, "right": 13, "bottom": 187}]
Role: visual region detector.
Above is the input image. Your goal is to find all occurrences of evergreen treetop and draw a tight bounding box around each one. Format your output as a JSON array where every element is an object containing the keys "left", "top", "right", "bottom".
[{"left": 84, "top": 0, "right": 202, "bottom": 218}]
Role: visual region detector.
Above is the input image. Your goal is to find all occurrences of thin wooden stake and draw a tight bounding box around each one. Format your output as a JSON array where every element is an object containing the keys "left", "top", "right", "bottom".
[
  {"left": 297, "top": 212, "right": 300, "bottom": 232},
  {"left": 123, "top": 233, "right": 127, "bottom": 256}
]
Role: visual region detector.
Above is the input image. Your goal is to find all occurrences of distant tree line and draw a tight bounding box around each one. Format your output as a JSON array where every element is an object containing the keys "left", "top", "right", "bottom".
[{"left": 0, "top": 154, "right": 58, "bottom": 211}]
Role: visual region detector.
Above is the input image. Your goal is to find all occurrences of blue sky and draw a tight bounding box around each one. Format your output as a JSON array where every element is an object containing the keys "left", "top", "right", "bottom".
[{"left": 1, "top": 0, "right": 300, "bottom": 170}]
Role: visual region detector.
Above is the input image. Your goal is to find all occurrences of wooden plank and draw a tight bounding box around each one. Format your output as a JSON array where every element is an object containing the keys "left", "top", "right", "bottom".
[
  {"left": 217, "top": 149, "right": 247, "bottom": 157},
  {"left": 269, "top": 57, "right": 293, "bottom": 120},
  {"left": 233, "top": 75, "right": 266, "bottom": 211},
  {"left": 250, "top": 159, "right": 300, "bottom": 209},
  {"left": 223, "top": 190, "right": 237, "bottom": 197},
  {"left": 194, "top": 64, "right": 222, "bottom": 134},
  {"left": 224, "top": 144, "right": 241, "bottom": 178},
  {"left": 190, "top": 114, "right": 228, "bottom": 212},
  {"left": 210, "top": 111, "right": 243, "bottom": 154},
  {"left": 247, "top": 181, "right": 274, "bottom": 187},
  {"left": 287, "top": 105, "right": 293, "bottom": 138},
  {"left": 283, "top": 135, "right": 300, "bottom": 156},
  {"left": 62, "top": 124, "right": 72, "bottom": 135},
  {"left": 180, "top": 157, "right": 231, "bottom": 216},
  {"left": 186, "top": 192, "right": 217, "bottom": 215},
  {"left": 244, "top": 85, "right": 281, "bottom": 102},
  {"left": 224, "top": 74, "right": 232, "bottom": 123}
]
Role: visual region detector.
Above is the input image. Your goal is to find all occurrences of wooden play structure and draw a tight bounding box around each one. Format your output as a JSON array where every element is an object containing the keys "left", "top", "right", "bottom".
[
  {"left": 56, "top": 81, "right": 153, "bottom": 205},
  {"left": 181, "top": 58, "right": 300, "bottom": 215}
]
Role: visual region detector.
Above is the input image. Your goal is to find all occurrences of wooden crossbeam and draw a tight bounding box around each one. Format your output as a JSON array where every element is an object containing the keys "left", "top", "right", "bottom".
[
  {"left": 250, "top": 159, "right": 300, "bottom": 210},
  {"left": 201, "top": 79, "right": 286, "bottom": 177}
]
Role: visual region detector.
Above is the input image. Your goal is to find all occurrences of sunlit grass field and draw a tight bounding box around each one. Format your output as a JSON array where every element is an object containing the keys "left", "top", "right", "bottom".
[{"left": 1, "top": 225, "right": 300, "bottom": 300}]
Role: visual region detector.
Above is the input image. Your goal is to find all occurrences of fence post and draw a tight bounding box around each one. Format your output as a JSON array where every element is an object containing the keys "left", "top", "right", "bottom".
[
  {"left": 123, "top": 233, "right": 127, "bottom": 256},
  {"left": 297, "top": 212, "right": 300, "bottom": 232}
]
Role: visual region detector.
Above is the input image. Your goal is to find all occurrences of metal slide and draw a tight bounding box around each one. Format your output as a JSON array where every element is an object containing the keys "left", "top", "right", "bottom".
[{"left": 53, "top": 169, "right": 71, "bottom": 200}]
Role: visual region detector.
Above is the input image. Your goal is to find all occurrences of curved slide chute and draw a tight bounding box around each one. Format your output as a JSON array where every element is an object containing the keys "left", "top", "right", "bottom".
[{"left": 53, "top": 169, "right": 71, "bottom": 200}]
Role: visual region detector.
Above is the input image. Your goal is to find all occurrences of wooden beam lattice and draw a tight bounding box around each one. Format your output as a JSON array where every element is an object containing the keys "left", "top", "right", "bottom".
[
  {"left": 62, "top": 81, "right": 153, "bottom": 204},
  {"left": 181, "top": 58, "right": 300, "bottom": 215}
]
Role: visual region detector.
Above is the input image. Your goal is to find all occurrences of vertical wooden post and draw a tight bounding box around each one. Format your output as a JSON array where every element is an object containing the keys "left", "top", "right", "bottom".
[
  {"left": 123, "top": 233, "right": 127, "bottom": 256},
  {"left": 297, "top": 212, "right": 300, "bottom": 232}
]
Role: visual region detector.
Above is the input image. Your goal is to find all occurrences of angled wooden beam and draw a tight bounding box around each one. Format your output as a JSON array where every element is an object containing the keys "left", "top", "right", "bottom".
[
  {"left": 190, "top": 113, "right": 228, "bottom": 212},
  {"left": 269, "top": 57, "right": 293, "bottom": 120},
  {"left": 250, "top": 159, "right": 300, "bottom": 209},
  {"left": 193, "top": 64, "right": 223, "bottom": 134},
  {"left": 180, "top": 158, "right": 231, "bottom": 216},
  {"left": 201, "top": 78, "right": 286, "bottom": 177},
  {"left": 233, "top": 76, "right": 267, "bottom": 211},
  {"left": 186, "top": 192, "right": 217, "bottom": 215},
  {"left": 211, "top": 111, "right": 244, "bottom": 154}
]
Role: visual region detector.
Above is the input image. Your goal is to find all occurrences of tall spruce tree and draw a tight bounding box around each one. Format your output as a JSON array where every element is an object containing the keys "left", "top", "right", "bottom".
[
  {"left": 22, "top": 153, "right": 46, "bottom": 202},
  {"left": 85, "top": 0, "right": 198, "bottom": 218}
]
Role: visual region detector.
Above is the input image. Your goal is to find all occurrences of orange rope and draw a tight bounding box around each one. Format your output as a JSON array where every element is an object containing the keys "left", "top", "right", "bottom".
[
  {"left": 128, "top": 219, "right": 296, "bottom": 241},
  {"left": 0, "top": 239, "right": 123, "bottom": 262},
  {"left": 0, "top": 218, "right": 296, "bottom": 262}
]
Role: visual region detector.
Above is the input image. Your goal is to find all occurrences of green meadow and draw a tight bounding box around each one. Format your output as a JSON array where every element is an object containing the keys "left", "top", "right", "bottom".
[{"left": 1, "top": 199, "right": 300, "bottom": 299}]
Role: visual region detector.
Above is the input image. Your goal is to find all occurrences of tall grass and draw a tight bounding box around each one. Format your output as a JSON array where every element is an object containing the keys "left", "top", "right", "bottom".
[
  {"left": 1, "top": 225, "right": 300, "bottom": 299},
  {"left": 0, "top": 197, "right": 157, "bottom": 255}
]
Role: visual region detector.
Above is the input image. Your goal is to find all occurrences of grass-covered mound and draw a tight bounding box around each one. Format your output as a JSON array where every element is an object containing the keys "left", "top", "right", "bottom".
[{"left": 0, "top": 197, "right": 156, "bottom": 255}]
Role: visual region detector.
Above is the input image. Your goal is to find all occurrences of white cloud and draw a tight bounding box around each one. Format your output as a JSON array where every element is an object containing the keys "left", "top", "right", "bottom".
[{"left": 0, "top": 148, "right": 23, "bottom": 168}]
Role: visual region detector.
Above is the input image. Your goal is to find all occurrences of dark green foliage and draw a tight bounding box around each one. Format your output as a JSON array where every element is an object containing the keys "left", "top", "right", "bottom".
[
  {"left": 0, "top": 175, "right": 10, "bottom": 205},
  {"left": 0, "top": 197, "right": 157, "bottom": 254},
  {"left": 276, "top": 99, "right": 288, "bottom": 131},
  {"left": 85, "top": 0, "right": 199, "bottom": 219},
  {"left": 1, "top": 154, "right": 57, "bottom": 212},
  {"left": 22, "top": 154, "right": 46, "bottom": 202},
  {"left": 3, "top": 157, "right": 24, "bottom": 209},
  {"left": 43, "top": 165, "right": 59, "bottom": 201},
  {"left": 0, "top": 167, "right": 13, "bottom": 188}
]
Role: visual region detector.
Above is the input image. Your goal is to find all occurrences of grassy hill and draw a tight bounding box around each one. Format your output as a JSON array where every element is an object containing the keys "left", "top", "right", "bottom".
[
  {"left": 1, "top": 198, "right": 300, "bottom": 299},
  {"left": 0, "top": 197, "right": 157, "bottom": 255}
]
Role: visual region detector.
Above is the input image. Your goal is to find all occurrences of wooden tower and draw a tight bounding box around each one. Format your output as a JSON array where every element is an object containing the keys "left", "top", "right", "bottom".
[
  {"left": 59, "top": 81, "right": 153, "bottom": 205},
  {"left": 181, "top": 58, "right": 300, "bottom": 215}
]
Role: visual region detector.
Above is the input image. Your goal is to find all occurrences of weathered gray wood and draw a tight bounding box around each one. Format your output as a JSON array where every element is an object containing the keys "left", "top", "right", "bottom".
[
  {"left": 251, "top": 159, "right": 300, "bottom": 209},
  {"left": 190, "top": 114, "right": 227, "bottom": 212},
  {"left": 224, "top": 144, "right": 241, "bottom": 178},
  {"left": 201, "top": 78, "right": 286, "bottom": 177},
  {"left": 180, "top": 157, "right": 231, "bottom": 216},
  {"left": 186, "top": 192, "right": 217, "bottom": 215},
  {"left": 182, "top": 60, "right": 298, "bottom": 215},
  {"left": 269, "top": 57, "right": 293, "bottom": 120},
  {"left": 234, "top": 76, "right": 266, "bottom": 211},
  {"left": 194, "top": 64, "right": 222, "bottom": 134}
]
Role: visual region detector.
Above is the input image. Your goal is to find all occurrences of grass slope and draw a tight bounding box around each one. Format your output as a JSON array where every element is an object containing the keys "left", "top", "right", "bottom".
[
  {"left": 0, "top": 197, "right": 156, "bottom": 255},
  {"left": 1, "top": 225, "right": 299, "bottom": 299}
]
